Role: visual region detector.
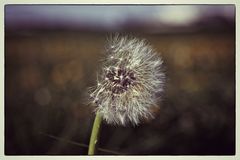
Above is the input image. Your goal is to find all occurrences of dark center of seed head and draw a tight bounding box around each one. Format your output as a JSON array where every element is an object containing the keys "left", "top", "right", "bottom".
[{"left": 106, "top": 67, "right": 136, "bottom": 94}]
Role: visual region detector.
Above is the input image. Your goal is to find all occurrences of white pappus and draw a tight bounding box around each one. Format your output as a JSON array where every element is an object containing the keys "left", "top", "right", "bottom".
[{"left": 89, "top": 34, "right": 165, "bottom": 126}]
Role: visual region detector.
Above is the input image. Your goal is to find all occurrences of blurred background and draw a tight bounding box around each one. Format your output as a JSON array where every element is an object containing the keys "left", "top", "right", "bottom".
[{"left": 5, "top": 5, "right": 235, "bottom": 155}]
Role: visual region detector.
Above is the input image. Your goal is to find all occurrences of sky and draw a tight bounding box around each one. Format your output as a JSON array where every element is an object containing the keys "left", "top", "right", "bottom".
[{"left": 5, "top": 5, "right": 235, "bottom": 31}]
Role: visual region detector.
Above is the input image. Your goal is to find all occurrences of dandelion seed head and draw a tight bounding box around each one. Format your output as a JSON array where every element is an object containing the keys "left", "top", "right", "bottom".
[{"left": 89, "top": 34, "right": 165, "bottom": 126}]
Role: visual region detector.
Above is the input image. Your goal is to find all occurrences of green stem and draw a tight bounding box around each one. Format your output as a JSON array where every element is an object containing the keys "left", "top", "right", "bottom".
[{"left": 88, "top": 112, "right": 102, "bottom": 155}]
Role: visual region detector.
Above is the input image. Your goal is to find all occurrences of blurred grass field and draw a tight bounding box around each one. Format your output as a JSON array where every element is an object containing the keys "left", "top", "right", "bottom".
[{"left": 5, "top": 30, "right": 235, "bottom": 155}]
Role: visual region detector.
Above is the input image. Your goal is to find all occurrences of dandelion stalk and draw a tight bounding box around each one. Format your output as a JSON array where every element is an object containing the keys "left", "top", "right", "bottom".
[{"left": 88, "top": 111, "right": 102, "bottom": 155}]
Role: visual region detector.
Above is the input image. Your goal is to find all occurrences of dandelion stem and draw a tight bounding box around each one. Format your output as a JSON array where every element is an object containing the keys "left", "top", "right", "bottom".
[{"left": 88, "top": 111, "right": 102, "bottom": 155}]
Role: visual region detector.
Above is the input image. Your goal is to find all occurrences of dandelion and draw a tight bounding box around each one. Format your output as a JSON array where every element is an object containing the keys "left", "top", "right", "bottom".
[
  {"left": 88, "top": 34, "right": 165, "bottom": 155},
  {"left": 89, "top": 34, "right": 165, "bottom": 126}
]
